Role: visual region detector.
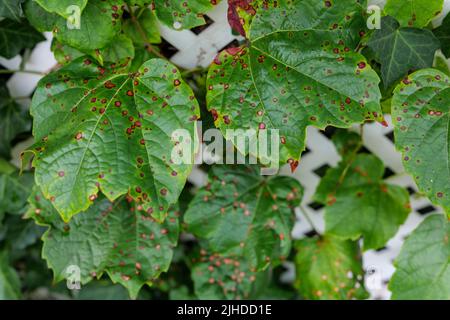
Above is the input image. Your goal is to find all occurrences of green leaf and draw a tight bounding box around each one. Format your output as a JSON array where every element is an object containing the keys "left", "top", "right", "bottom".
[
  {"left": 28, "top": 57, "right": 199, "bottom": 222},
  {"left": 207, "top": 0, "right": 382, "bottom": 165},
  {"left": 25, "top": 0, "right": 122, "bottom": 53},
  {"left": 392, "top": 68, "right": 450, "bottom": 213},
  {"left": 389, "top": 214, "right": 449, "bottom": 299},
  {"left": 190, "top": 249, "right": 270, "bottom": 300},
  {"left": 144, "top": 0, "right": 221, "bottom": 30},
  {"left": 51, "top": 39, "right": 84, "bottom": 65},
  {"left": 434, "top": 13, "right": 450, "bottom": 59},
  {"left": 315, "top": 153, "right": 411, "bottom": 250},
  {"left": 0, "top": 19, "right": 45, "bottom": 59},
  {"left": 367, "top": 16, "right": 440, "bottom": 89},
  {"left": 123, "top": 7, "right": 161, "bottom": 45},
  {"left": 185, "top": 165, "right": 302, "bottom": 271},
  {"left": 34, "top": 0, "right": 88, "bottom": 18},
  {"left": 0, "top": 171, "right": 34, "bottom": 217},
  {"left": 0, "top": 83, "right": 30, "bottom": 159},
  {"left": 0, "top": 0, "right": 25, "bottom": 21},
  {"left": 434, "top": 55, "right": 450, "bottom": 76},
  {"left": 27, "top": 187, "right": 180, "bottom": 299},
  {"left": 384, "top": 0, "right": 444, "bottom": 28},
  {"left": 98, "top": 34, "right": 135, "bottom": 66},
  {"left": 330, "top": 130, "right": 362, "bottom": 159},
  {"left": 0, "top": 251, "right": 21, "bottom": 299},
  {"left": 75, "top": 281, "right": 130, "bottom": 300},
  {"left": 294, "top": 236, "right": 368, "bottom": 300}
]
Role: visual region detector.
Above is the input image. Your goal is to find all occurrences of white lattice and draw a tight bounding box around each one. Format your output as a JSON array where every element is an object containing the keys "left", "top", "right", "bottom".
[{"left": 1, "top": 0, "right": 449, "bottom": 301}]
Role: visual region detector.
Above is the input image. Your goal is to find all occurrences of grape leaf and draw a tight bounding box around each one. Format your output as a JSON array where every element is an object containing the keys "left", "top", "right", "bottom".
[
  {"left": 27, "top": 187, "right": 180, "bottom": 299},
  {"left": 0, "top": 0, "right": 25, "bottom": 21},
  {"left": 207, "top": 0, "right": 382, "bottom": 166},
  {"left": 0, "top": 171, "right": 34, "bottom": 218},
  {"left": 51, "top": 34, "right": 135, "bottom": 67},
  {"left": 34, "top": 0, "right": 88, "bottom": 18},
  {"left": 227, "top": 0, "right": 258, "bottom": 37},
  {"left": 0, "top": 83, "right": 30, "bottom": 159},
  {"left": 384, "top": 0, "right": 444, "bottom": 28},
  {"left": 294, "top": 236, "right": 368, "bottom": 300},
  {"left": 123, "top": 7, "right": 161, "bottom": 45},
  {"left": 392, "top": 69, "right": 450, "bottom": 213},
  {"left": 434, "top": 55, "right": 450, "bottom": 76},
  {"left": 184, "top": 165, "right": 302, "bottom": 271},
  {"left": 434, "top": 13, "right": 450, "bottom": 59},
  {"left": 28, "top": 57, "right": 199, "bottom": 222},
  {"left": 147, "top": 0, "right": 221, "bottom": 30},
  {"left": 0, "top": 19, "right": 45, "bottom": 59},
  {"left": 98, "top": 34, "right": 135, "bottom": 67},
  {"left": 389, "top": 214, "right": 449, "bottom": 299},
  {"left": 190, "top": 249, "right": 270, "bottom": 300},
  {"left": 0, "top": 251, "right": 21, "bottom": 299},
  {"left": 315, "top": 153, "right": 411, "bottom": 250},
  {"left": 51, "top": 39, "right": 84, "bottom": 65},
  {"left": 25, "top": 0, "right": 122, "bottom": 53},
  {"left": 367, "top": 16, "right": 440, "bottom": 89}
]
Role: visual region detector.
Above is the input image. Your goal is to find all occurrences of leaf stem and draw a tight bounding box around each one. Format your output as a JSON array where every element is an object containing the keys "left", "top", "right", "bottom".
[
  {"left": 0, "top": 69, "right": 45, "bottom": 75},
  {"left": 181, "top": 67, "right": 206, "bottom": 78},
  {"left": 299, "top": 204, "right": 320, "bottom": 235},
  {"left": 125, "top": 3, "right": 166, "bottom": 60},
  {"left": 337, "top": 125, "right": 364, "bottom": 186}
]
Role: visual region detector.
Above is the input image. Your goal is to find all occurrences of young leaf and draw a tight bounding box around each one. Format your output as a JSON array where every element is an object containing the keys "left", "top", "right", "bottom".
[
  {"left": 190, "top": 249, "right": 270, "bottom": 300},
  {"left": 0, "top": 0, "right": 25, "bottom": 21},
  {"left": 227, "top": 0, "right": 258, "bottom": 37},
  {"left": 27, "top": 187, "right": 180, "bottom": 299},
  {"left": 51, "top": 39, "right": 84, "bottom": 65},
  {"left": 28, "top": 57, "right": 199, "bottom": 222},
  {"left": 184, "top": 165, "right": 302, "bottom": 271},
  {"left": 0, "top": 171, "right": 34, "bottom": 217},
  {"left": 207, "top": 0, "right": 382, "bottom": 166},
  {"left": 0, "top": 83, "right": 30, "bottom": 159},
  {"left": 0, "top": 251, "right": 21, "bottom": 299},
  {"left": 143, "top": 0, "right": 221, "bottom": 30},
  {"left": 384, "top": 0, "right": 444, "bottom": 28},
  {"left": 123, "top": 7, "right": 161, "bottom": 45},
  {"left": 389, "top": 214, "right": 449, "bottom": 300},
  {"left": 434, "top": 13, "right": 450, "bottom": 59},
  {"left": 25, "top": 0, "right": 122, "bottom": 53},
  {"left": 434, "top": 55, "right": 450, "bottom": 76},
  {"left": 367, "top": 16, "right": 440, "bottom": 89},
  {"left": 0, "top": 19, "right": 45, "bottom": 59},
  {"left": 392, "top": 69, "right": 450, "bottom": 213},
  {"left": 315, "top": 153, "right": 411, "bottom": 250},
  {"left": 34, "top": 0, "right": 88, "bottom": 19},
  {"left": 294, "top": 236, "right": 368, "bottom": 300},
  {"left": 98, "top": 34, "right": 135, "bottom": 67}
]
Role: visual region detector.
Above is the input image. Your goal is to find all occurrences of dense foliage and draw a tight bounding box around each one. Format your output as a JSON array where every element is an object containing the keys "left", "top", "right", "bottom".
[{"left": 0, "top": 0, "right": 448, "bottom": 300}]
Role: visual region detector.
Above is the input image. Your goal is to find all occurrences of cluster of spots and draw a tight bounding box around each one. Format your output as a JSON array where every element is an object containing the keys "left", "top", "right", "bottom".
[
  {"left": 227, "top": 0, "right": 258, "bottom": 37},
  {"left": 193, "top": 251, "right": 258, "bottom": 299},
  {"left": 188, "top": 168, "right": 300, "bottom": 270},
  {"left": 207, "top": 10, "right": 380, "bottom": 169},
  {"left": 34, "top": 56, "right": 199, "bottom": 228},
  {"left": 106, "top": 204, "right": 180, "bottom": 285},
  {"left": 151, "top": 0, "right": 219, "bottom": 30},
  {"left": 296, "top": 237, "right": 366, "bottom": 300},
  {"left": 393, "top": 72, "right": 449, "bottom": 209}
]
